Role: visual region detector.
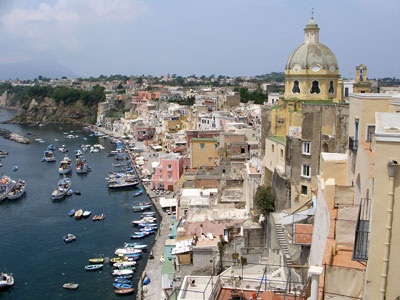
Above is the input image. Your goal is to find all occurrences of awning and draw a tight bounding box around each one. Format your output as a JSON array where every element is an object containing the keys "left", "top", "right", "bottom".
[
  {"left": 159, "top": 197, "right": 177, "bottom": 208},
  {"left": 151, "top": 162, "right": 160, "bottom": 169},
  {"left": 172, "top": 147, "right": 183, "bottom": 153}
]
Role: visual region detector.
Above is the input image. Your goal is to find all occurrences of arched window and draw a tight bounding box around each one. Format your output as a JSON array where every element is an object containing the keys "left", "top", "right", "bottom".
[
  {"left": 329, "top": 81, "right": 335, "bottom": 94},
  {"left": 310, "top": 81, "right": 320, "bottom": 94},
  {"left": 292, "top": 80, "right": 300, "bottom": 93}
]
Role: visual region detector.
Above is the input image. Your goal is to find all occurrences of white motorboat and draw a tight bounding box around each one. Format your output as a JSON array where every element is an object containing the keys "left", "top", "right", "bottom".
[
  {"left": 51, "top": 177, "right": 71, "bottom": 200},
  {"left": 44, "top": 150, "right": 56, "bottom": 162},
  {"left": 82, "top": 210, "right": 92, "bottom": 218},
  {"left": 76, "top": 157, "right": 90, "bottom": 174},
  {"left": 112, "top": 269, "right": 134, "bottom": 276},
  {"left": 0, "top": 273, "right": 14, "bottom": 287},
  {"left": 58, "top": 156, "right": 72, "bottom": 174},
  {"left": 7, "top": 179, "right": 26, "bottom": 200},
  {"left": 132, "top": 216, "right": 157, "bottom": 225},
  {"left": 1, "top": 176, "right": 16, "bottom": 202},
  {"left": 113, "top": 261, "right": 136, "bottom": 268},
  {"left": 114, "top": 248, "right": 142, "bottom": 256}
]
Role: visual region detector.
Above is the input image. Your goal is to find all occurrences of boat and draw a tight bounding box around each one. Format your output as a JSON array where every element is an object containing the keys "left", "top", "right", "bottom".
[
  {"left": 114, "top": 278, "right": 132, "bottom": 284},
  {"left": 112, "top": 269, "right": 134, "bottom": 276},
  {"left": 114, "top": 248, "right": 142, "bottom": 255},
  {"left": 130, "top": 232, "right": 147, "bottom": 239},
  {"left": 12, "top": 166, "right": 18, "bottom": 171},
  {"left": 76, "top": 157, "right": 90, "bottom": 174},
  {"left": 92, "top": 213, "right": 106, "bottom": 221},
  {"left": 82, "top": 210, "right": 92, "bottom": 218},
  {"left": 137, "top": 223, "right": 157, "bottom": 228},
  {"left": 62, "top": 282, "right": 79, "bottom": 290},
  {"left": 113, "top": 261, "right": 136, "bottom": 268},
  {"left": 74, "top": 209, "right": 83, "bottom": 219},
  {"left": 6, "top": 179, "right": 26, "bottom": 200},
  {"left": 68, "top": 209, "right": 76, "bottom": 216},
  {"left": 51, "top": 177, "right": 71, "bottom": 200},
  {"left": 108, "top": 177, "right": 140, "bottom": 189},
  {"left": 66, "top": 189, "right": 73, "bottom": 196},
  {"left": 74, "top": 150, "right": 82, "bottom": 158},
  {"left": 113, "top": 283, "right": 133, "bottom": 289},
  {"left": 74, "top": 190, "right": 81, "bottom": 195},
  {"left": 116, "top": 275, "right": 133, "bottom": 280},
  {"left": 0, "top": 273, "right": 14, "bottom": 288},
  {"left": 142, "top": 212, "right": 156, "bottom": 217},
  {"left": 138, "top": 201, "right": 151, "bottom": 206},
  {"left": 124, "top": 243, "right": 147, "bottom": 250},
  {"left": 115, "top": 288, "right": 134, "bottom": 295},
  {"left": 44, "top": 150, "right": 56, "bottom": 162},
  {"left": 132, "top": 216, "right": 157, "bottom": 225},
  {"left": 85, "top": 264, "right": 103, "bottom": 271},
  {"left": 48, "top": 144, "right": 56, "bottom": 151},
  {"left": 59, "top": 145, "right": 68, "bottom": 153},
  {"left": 110, "top": 257, "right": 125, "bottom": 264},
  {"left": 63, "top": 233, "right": 76, "bottom": 243},
  {"left": 58, "top": 155, "right": 72, "bottom": 174},
  {"left": 143, "top": 275, "right": 151, "bottom": 285},
  {"left": 132, "top": 205, "right": 152, "bottom": 212},
  {"left": 89, "top": 258, "right": 104, "bottom": 264},
  {"left": 133, "top": 189, "right": 143, "bottom": 197}
]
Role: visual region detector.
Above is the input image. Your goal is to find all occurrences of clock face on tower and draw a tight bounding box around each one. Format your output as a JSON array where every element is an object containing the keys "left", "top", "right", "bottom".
[
  {"left": 292, "top": 64, "right": 301, "bottom": 72},
  {"left": 329, "top": 65, "right": 336, "bottom": 72},
  {"left": 311, "top": 65, "right": 321, "bottom": 72}
]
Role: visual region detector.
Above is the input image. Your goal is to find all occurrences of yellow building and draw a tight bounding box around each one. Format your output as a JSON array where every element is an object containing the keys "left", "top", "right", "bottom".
[
  {"left": 190, "top": 138, "right": 219, "bottom": 169},
  {"left": 353, "top": 64, "right": 372, "bottom": 94}
]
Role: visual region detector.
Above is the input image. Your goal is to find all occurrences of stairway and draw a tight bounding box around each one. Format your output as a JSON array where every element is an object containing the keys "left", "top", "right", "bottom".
[{"left": 275, "top": 222, "right": 293, "bottom": 265}]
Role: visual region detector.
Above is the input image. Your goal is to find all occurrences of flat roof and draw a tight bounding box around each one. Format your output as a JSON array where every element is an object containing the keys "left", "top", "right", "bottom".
[
  {"left": 267, "top": 136, "right": 286, "bottom": 145},
  {"left": 191, "top": 138, "right": 218, "bottom": 142},
  {"left": 375, "top": 112, "right": 400, "bottom": 142}
]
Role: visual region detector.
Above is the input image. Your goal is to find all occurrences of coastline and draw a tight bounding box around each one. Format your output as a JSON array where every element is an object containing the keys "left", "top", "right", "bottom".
[{"left": 91, "top": 125, "right": 174, "bottom": 300}]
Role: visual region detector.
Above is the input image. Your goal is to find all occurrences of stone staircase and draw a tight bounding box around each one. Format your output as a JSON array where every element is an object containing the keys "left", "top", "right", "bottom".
[{"left": 275, "top": 222, "right": 293, "bottom": 265}]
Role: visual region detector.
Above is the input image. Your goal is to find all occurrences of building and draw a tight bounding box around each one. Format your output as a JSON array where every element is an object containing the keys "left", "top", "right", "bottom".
[
  {"left": 190, "top": 138, "right": 219, "bottom": 169},
  {"left": 151, "top": 153, "right": 184, "bottom": 191}
]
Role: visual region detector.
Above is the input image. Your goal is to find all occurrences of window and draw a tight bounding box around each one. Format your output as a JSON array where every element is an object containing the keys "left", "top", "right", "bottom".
[
  {"left": 208, "top": 157, "right": 212, "bottom": 162},
  {"left": 292, "top": 80, "right": 300, "bottom": 93},
  {"left": 200, "top": 143, "right": 205, "bottom": 149},
  {"left": 167, "top": 164, "right": 172, "bottom": 170},
  {"left": 366, "top": 125, "right": 375, "bottom": 142},
  {"left": 302, "top": 141, "right": 311, "bottom": 155},
  {"left": 329, "top": 81, "right": 335, "bottom": 94},
  {"left": 280, "top": 149, "right": 284, "bottom": 159},
  {"left": 159, "top": 175, "right": 163, "bottom": 180},
  {"left": 301, "top": 164, "right": 311, "bottom": 178},
  {"left": 167, "top": 175, "right": 172, "bottom": 180},
  {"left": 271, "top": 144, "right": 275, "bottom": 153},
  {"left": 241, "top": 147, "right": 245, "bottom": 154},
  {"left": 301, "top": 185, "right": 308, "bottom": 195},
  {"left": 310, "top": 81, "right": 321, "bottom": 94},
  {"left": 345, "top": 87, "right": 349, "bottom": 97}
]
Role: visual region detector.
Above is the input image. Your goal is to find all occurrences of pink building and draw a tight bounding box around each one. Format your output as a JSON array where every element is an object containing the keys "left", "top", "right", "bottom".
[{"left": 151, "top": 154, "right": 184, "bottom": 191}]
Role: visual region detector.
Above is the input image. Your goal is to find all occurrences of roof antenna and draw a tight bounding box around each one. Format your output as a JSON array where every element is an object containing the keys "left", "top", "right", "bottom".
[{"left": 311, "top": 8, "right": 314, "bottom": 19}]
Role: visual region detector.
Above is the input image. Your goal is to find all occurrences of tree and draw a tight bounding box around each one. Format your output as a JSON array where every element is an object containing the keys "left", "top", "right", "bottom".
[{"left": 254, "top": 186, "right": 274, "bottom": 214}]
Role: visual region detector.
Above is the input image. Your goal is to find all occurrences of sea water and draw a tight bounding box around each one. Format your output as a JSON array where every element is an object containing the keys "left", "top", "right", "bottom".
[{"left": 0, "top": 109, "right": 155, "bottom": 299}]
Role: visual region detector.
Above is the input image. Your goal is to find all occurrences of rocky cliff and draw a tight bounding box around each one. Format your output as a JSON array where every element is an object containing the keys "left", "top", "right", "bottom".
[{"left": 8, "top": 97, "right": 97, "bottom": 125}]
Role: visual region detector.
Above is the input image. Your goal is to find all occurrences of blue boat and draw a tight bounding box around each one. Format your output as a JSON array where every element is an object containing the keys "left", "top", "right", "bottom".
[
  {"left": 48, "top": 144, "right": 56, "bottom": 151},
  {"left": 85, "top": 264, "right": 103, "bottom": 271},
  {"left": 116, "top": 275, "right": 133, "bottom": 280},
  {"left": 12, "top": 166, "right": 18, "bottom": 171},
  {"left": 133, "top": 189, "right": 143, "bottom": 197},
  {"left": 130, "top": 233, "right": 146, "bottom": 239},
  {"left": 124, "top": 243, "right": 147, "bottom": 249},
  {"left": 137, "top": 223, "right": 157, "bottom": 228},
  {"left": 68, "top": 209, "right": 76, "bottom": 216},
  {"left": 123, "top": 253, "right": 141, "bottom": 258},
  {"left": 113, "top": 283, "right": 133, "bottom": 289}
]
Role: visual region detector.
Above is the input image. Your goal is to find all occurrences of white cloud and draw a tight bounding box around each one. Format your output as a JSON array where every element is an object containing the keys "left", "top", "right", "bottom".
[{"left": 0, "top": 0, "right": 147, "bottom": 51}]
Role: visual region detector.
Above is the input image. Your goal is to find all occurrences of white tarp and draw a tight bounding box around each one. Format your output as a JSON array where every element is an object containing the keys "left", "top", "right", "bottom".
[
  {"left": 151, "top": 162, "right": 160, "bottom": 169},
  {"left": 159, "top": 197, "right": 177, "bottom": 208}
]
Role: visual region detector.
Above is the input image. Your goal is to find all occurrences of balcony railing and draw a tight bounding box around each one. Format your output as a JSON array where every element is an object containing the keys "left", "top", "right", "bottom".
[
  {"left": 352, "top": 198, "right": 371, "bottom": 261},
  {"left": 349, "top": 136, "right": 358, "bottom": 152}
]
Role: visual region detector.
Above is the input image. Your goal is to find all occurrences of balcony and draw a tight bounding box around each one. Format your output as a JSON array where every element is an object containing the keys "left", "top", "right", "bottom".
[
  {"left": 349, "top": 136, "right": 358, "bottom": 152},
  {"left": 352, "top": 198, "right": 371, "bottom": 261}
]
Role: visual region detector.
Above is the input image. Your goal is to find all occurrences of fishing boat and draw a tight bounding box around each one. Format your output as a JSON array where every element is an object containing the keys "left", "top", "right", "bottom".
[
  {"left": 115, "top": 275, "right": 133, "bottom": 280},
  {"left": 76, "top": 157, "right": 90, "bottom": 174},
  {"left": 51, "top": 177, "right": 71, "bottom": 200},
  {"left": 63, "top": 233, "right": 76, "bottom": 243},
  {"left": 132, "top": 205, "right": 152, "bottom": 212},
  {"left": 89, "top": 258, "right": 104, "bottom": 264},
  {"left": 6, "top": 179, "right": 26, "bottom": 200},
  {"left": 44, "top": 150, "right": 56, "bottom": 162},
  {"left": 114, "top": 248, "right": 142, "bottom": 256},
  {"left": 143, "top": 275, "right": 151, "bottom": 285},
  {"left": 115, "top": 288, "right": 134, "bottom": 295},
  {"left": 108, "top": 177, "right": 140, "bottom": 189},
  {"left": 132, "top": 216, "right": 157, "bottom": 225},
  {"left": 0, "top": 273, "right": 14, "bottom": 288},
  {"left": 58, "top": 155, "right": 72, "bottom": 174},
  {"left": 133, "top": 189, "right": 143, "bottom": 197},
  {"left": 114, "top": 278, "right": 132, "bottom": 284},
  {"left": 124, "top": 243, "right": 147, "bottom": 250},
  {"left": 113, "top": 283, "right": 133, "bottom": 289},
  {"left": 85, "top": 264, "right": 103, "bottom": 271},
  {"left": 68, "top": 209, "right": 76, "bottom": 216},
  {"left": 82, "top": 210, "right": 92, "bottom": 218},
  {"left": 62, "top": 282, "right": 79, "bottom": 290},
  {"left": 112, "top": 269, "right": 134, "bottom": 276},
  {"left": 74, "top": 209, "right": 83, "bottom": 219}
]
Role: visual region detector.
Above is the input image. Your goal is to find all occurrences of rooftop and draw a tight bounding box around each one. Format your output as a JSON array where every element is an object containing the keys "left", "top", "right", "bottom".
[
  {"left": 375, "top": 112, "right": 400, "bottom": 142},
  {"left": 191, "top": 138, "right": 218, "bottom": 143},
  {"left": 267, "top": 136, "right": 286, "bottom": 145}
]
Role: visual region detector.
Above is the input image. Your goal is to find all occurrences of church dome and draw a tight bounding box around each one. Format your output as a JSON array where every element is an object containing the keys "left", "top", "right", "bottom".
[
  {"left": 285, "top": 17, "right": 338, "bottom": 72},
  {"left": 286, "top": 42, "right": 338, "bottom": 70}
]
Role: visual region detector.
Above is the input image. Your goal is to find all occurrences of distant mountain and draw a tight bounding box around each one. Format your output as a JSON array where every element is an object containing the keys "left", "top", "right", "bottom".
[{"left": 0, "top": 59, "right": 80, "bottom": 80}]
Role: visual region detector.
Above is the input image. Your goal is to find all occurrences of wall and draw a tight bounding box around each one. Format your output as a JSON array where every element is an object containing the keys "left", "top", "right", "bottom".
[{"left": 191, "top": 139, "right": 219, "bottom": 169}]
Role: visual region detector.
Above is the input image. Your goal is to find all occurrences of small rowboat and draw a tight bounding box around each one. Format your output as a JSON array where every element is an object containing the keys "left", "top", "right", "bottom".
[
  {"left": 68, "top": 209, "right": 75, "bottom": 216},
  {"left": 115, "top": 288, "right": 134, "bottom": 295},
  {"left": 74, "top": 209, "right": 83, "bottom": 219},
  {"left": 63, "top": 282, "right": 79, "bottom": 290},
  {"left": 113, "top": 261, "right": 136, "bottom": 268},
  {"left": 85, "top": 264, "right": 103, "bottom": 271},
  {"left": 133, "top": 189, "right": 143, "bottom": 197},
  {"left": 112, "top": 269, "right": 134, "bottom": 276},
  {"left": 113, "top": 283, "right": 133, "bottom": 289},
  {"left": 63, "top": 234, "right": 76, "bottom": 243},
  {"left": 124, "top": 243, "right": 147, "bottom": 249},
  {"left": 89, "top": 258, "right": 104, "bottom": 264},
  {"left": 116, "top": 275, "right": 133, "bottom": 280},
  {"left": 82, "top": 210, "right": 91, "bottom": 218},
  {"left": 92, "top": 213, "right": 106, "bottom": 221},
  {"left": 114, "top": 278, "right": 132, "bottom": 284},
  {"left": 143, "top": 275, "right": 151, "bottom": 285}
]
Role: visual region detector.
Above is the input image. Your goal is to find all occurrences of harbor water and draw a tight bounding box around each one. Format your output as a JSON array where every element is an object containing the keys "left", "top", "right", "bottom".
[{"left": 0, "top": 109, "right": 156, "bottom": 299}]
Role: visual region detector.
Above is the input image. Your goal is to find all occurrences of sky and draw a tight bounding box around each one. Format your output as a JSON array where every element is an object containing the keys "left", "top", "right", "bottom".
[{"left": 0, "top": 0, "right": 399, "bottom": 79}]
